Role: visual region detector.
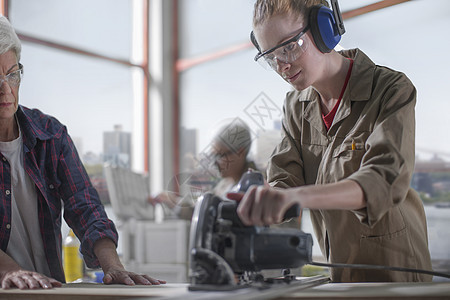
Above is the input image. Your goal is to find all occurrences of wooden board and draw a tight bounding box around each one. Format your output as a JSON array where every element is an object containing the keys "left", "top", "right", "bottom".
[{"left": 1, "top": 281, "right": 449, "bottom": 300}]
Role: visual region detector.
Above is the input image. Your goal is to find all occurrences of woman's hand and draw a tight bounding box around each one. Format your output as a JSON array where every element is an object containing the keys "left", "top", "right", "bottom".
[
  {"left": 233, "top": 185, "right": 296, "bottom": 226},
  {"left": 1, "top": 270, "right": 62, "bottom": 289},
  {"left": 147, "top": 192, "right": 179, "bottom": 209},
  {"left": 94, "top": 238, "right": 166, "bottom": 286},
  {"left": 231, "top": 180, "right": 366, "bottom": 224},
  {"left": 102, "top": 268, "right": 166, "bottom": 286}
]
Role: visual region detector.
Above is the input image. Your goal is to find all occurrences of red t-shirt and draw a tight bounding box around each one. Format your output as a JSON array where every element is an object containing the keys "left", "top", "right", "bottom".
[{"left": 322, "top": 58, "right": 354, "bottom": 131}]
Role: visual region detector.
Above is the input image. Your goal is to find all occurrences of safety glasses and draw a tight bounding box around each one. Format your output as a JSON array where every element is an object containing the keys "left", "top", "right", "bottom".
[{"left": 251, "top": 26, "right": 310, "bottom": 70}]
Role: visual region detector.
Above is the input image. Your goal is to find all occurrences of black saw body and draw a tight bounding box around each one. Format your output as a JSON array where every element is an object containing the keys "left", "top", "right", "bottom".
[{"left": 188, "top": 170, "right": 313, "bottom": 287}]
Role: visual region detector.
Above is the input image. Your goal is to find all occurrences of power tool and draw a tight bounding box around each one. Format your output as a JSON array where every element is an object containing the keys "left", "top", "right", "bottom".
[{"left": 188, "top": 170, "right": 314, "bottom": 290}]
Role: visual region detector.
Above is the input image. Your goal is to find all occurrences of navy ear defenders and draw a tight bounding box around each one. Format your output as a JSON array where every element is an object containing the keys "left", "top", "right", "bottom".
[
  {"left": 309, "top": 0, "right": 346, "bottom": 53},
  {"left": 250, "top": 0, "right": 345, "bottom": 55}
]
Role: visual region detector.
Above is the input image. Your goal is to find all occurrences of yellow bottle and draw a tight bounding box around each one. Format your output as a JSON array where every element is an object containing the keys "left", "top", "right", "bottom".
[{"left": 63, "top": 229, "right": 84, "bottom": 282}]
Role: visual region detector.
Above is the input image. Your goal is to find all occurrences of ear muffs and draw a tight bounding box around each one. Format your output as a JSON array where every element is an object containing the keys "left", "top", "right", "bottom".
[{"left": 309, "top": 5, "right": 342, "bottom": 53}]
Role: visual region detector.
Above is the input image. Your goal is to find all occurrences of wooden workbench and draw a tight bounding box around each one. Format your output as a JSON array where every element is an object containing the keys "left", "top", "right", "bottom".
[{"left": 0, "top": 281, "right": 449, "bottom": 300}]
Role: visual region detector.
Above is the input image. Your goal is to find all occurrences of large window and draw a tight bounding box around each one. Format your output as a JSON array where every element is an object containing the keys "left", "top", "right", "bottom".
[
  {"left": 10, "top": 0, "right": 135, "bottom": 202},
  {"left": 178, "top": 0, "right": 290, "bottom": 174}
]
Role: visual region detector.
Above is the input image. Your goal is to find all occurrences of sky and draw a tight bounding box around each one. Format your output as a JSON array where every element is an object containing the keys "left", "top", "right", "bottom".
[{"left": 7, "top": 0, "right": 450, "bottom": 162}]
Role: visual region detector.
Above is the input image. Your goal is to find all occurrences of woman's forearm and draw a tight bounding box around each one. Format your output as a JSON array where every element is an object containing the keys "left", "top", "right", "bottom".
[{"left": 291, "top": 179, "right": 366, "bottom": 210}]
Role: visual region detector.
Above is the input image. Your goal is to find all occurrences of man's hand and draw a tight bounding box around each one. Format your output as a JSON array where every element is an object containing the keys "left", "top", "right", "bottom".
[
  {"left": 103, "top": 268, "right": 166, "bottom": 286},
  {"left": 1, "top": 270, "right": 62, "bottom": 289}
]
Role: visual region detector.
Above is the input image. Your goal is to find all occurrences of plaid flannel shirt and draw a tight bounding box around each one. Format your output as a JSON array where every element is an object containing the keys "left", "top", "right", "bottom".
[{"left": 0, "top": 105, "right": 118, "bottom": 282}]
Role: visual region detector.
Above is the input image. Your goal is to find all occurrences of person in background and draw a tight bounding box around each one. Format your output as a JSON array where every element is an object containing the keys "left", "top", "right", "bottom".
[
  {"left": 209, "top": 119, "right": 258, "bottom": 195},
  {"left": 234, "top": 0, "right": 432, "bottom": 282},
  {"left": 149, "top": 119, "right": 258, "bottom": 219},
  {"left": 0, "top": 15, "right": 165, "bottom": 289}
]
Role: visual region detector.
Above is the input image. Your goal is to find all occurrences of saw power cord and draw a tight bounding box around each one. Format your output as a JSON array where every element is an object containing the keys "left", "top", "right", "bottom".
[{"left": 309, "top": 261, "right": 450, "bottom": 279}]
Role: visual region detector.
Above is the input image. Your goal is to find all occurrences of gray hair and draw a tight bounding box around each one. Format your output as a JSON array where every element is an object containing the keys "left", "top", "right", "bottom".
[
  {"left": 0, "top": 15, "right": 21, "bottom": 62},
  {"left": 212, "top": 118, "right": 253, "bottom": 156}
]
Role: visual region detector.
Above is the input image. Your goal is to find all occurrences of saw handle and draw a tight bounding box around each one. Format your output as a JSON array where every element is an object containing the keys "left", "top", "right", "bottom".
[
  {"left": 226, "top": 170, "right": 300, "bottom": 223},
  {"left": 226, "top": 192, "right": 300, "bottom": 219},
  {"left": 220, "top": 202, "right": 300, "bottom": 226},
  {"left": 284, "top": 204, "right": 301, "bottom": 220},
  {"left": 234, "top": 169, "right": 265, "bottom": 193}
]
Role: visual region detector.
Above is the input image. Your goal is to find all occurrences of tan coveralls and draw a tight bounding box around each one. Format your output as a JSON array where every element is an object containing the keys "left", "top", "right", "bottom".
[{"left": 267, "top": 49, "right": 432, "bottom": 282}]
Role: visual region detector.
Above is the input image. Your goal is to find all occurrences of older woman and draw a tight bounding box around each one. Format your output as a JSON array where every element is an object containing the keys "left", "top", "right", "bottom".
[
  {"left": 0, "top": 15, "right": 165, "bottom": 289},
  {"left": 236, "top": 0, "right": 432, "bottom": 282},
  {"left": 149, "top": 118, "right": 258, "bottom": 220}
]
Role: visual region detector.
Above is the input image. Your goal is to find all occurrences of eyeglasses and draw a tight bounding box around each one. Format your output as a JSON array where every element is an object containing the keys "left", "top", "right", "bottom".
[
  {"left": 0, "top": 63, "right": 23, "bottom": 87},
  {"left": 212, "top": 149, "right": 235, "bottom": 162},
  {"left": 251, "top": 26, "right": 310, "bottom": 70}
]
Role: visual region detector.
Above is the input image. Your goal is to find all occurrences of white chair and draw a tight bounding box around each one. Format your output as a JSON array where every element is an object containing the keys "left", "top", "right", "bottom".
[{"left": 103, "top": 163, "right": 154, "bottom": 221}]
